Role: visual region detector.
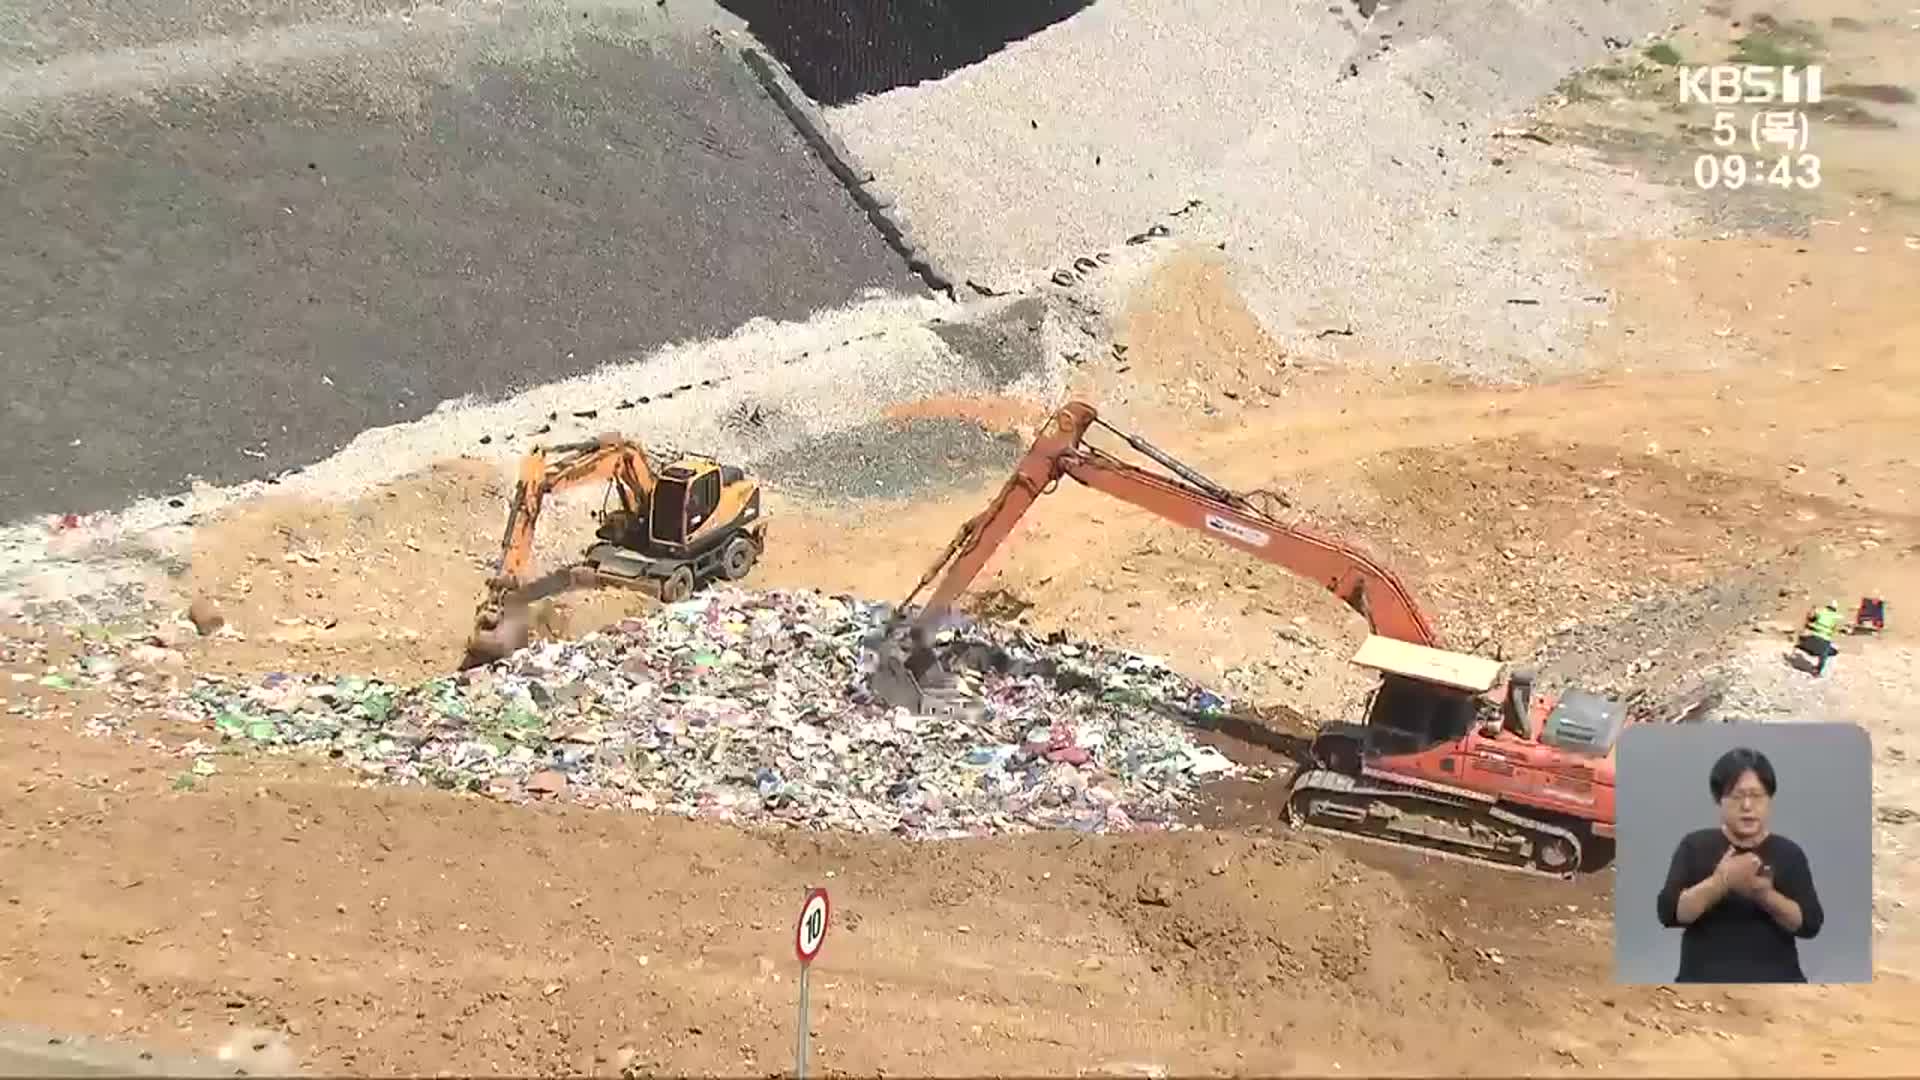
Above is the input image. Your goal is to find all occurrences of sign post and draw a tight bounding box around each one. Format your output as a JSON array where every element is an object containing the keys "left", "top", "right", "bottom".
[{"left": 793, "top": 887, "right": 830, "bottom": 1079}]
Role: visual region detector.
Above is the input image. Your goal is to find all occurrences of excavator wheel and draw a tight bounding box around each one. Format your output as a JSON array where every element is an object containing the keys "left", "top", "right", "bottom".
[
  {"left": 1532, "top": 833, "right": 1580, "bottom": 875},
  {"left": 718, "top": 534, "right": 758, "bottom": 582},
  {"left": 659, "top": 565, "right": 697, "bottom": 604}
]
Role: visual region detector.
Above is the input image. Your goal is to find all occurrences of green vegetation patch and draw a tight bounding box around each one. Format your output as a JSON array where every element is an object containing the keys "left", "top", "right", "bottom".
[
  {"left": 1730, "top": 16, "right": 1825, "bottom": 67},
  {"left": 1645, "top": 42, "right": 1684, "bottom": 66}
]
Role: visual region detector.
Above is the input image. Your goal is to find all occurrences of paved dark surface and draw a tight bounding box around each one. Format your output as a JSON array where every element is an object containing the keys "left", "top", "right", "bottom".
[
  {"left": 716, "top": 0, "right": 1096, "bottom": 106},
  {"left": 0, "top": 2, "right": 919, "bottom": 522},
  {"left": 0, "top": 0, "right": 425, "bottom": 60}
]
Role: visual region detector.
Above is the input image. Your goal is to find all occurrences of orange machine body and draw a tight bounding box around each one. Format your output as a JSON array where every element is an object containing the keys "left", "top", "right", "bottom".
[
  {"left": 884, "top": 401, "right": 1625, "bottom": 870},
  {"left": 1355, "top": 686, "right": 1620, "bottom": 839}
]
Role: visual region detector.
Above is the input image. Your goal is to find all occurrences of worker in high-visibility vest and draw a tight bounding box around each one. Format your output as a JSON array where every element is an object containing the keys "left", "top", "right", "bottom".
[{"left": 1801, "top": 601, "right": 1844, "bottom": 677}]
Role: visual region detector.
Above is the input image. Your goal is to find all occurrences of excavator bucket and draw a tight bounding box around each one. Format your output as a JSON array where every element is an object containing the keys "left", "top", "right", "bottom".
[
  {"left": 459, "top": 601, "right": 532, "bottom": 671},
  {"left": 868, "top": 648, "right": 928, "bottom": 713},
  {"left": 866, "top": 621, "right": 946, "bottom": 713}
]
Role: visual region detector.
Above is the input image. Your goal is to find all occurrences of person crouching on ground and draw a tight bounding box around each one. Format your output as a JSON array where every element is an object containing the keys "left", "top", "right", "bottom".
[
  {"left": 1799, "top": 600, "right": 1843, "bottom": 677},
  {"left": 1656, "top": 746, "right": 1824, "bottom": 983}
]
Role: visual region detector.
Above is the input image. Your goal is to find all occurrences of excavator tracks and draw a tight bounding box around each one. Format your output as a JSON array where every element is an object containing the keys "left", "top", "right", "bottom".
[{"left": 1284, "top": 768, "right": 1585, "bottom": 879}]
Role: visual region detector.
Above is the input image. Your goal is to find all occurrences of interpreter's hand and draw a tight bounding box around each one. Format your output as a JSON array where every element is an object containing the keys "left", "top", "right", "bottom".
[
  {"left": 1743, "top": 861, "right": 1776, "bottom": 899},
  {"left": 1715, "top": 849, "right": 1765, "bottom": 893}
]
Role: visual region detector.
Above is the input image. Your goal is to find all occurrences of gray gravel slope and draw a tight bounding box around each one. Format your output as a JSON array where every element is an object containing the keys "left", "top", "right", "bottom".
[
  {"left": 0, "top": 0, "right": 919, "bottom": 521},
  {"left": 825, "top": 0, "right": 1694, "bottom": 375}
]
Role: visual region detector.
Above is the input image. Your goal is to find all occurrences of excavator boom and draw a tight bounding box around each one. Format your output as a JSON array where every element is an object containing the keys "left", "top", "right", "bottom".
[
  {"left": 462, "top": 434, "right": 661, "bottom": 669},
  {"left": 871, "top": 402, "right": 1624, "bottom": 878},
  {"left": 890, "top": 401, "right": 1437, "bottom": 651},
  {"left": 871, "top": 402, "right": 1442, "bottom": 711},
  {"left": 488, "top": 436, "right": 658, "bottom": 584}
]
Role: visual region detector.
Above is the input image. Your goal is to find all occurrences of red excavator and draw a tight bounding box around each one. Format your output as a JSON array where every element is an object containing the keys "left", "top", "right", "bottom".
[{"left": 869, "top": 402, "right": 1623, "bottom": 876}]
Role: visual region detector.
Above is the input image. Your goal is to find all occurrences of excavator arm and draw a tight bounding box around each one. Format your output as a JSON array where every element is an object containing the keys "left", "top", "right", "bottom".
[
  {"left": 870, "top": 402, "right": 1440, "bottom": 709},
  {"left": 461, "top": 434, "right": 660, "bottom": 668}
]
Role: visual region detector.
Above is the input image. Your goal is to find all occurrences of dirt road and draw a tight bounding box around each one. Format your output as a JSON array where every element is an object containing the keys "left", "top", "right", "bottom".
[{"left": 5, "top": 0, "right": 1920, "bottom": 1074}]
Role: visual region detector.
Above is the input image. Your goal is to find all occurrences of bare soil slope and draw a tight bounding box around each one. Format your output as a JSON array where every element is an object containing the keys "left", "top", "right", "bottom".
[
  {"left": 5, "top": 0, "right": 1920, "bottom": 1074},
  {"left": 6, "top": 211, "right": 1918, "bottom": 1073}
]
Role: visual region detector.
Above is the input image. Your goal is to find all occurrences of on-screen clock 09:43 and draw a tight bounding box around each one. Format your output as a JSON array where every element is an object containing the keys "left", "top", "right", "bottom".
[{"left": 1693, "top": 152, "right": 1821, "bottom": 191}]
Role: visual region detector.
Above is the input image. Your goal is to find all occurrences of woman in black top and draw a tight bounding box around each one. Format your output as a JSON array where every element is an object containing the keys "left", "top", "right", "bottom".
[{"left": 1656, "top": 746, "right": 1825, "bottom": 982}]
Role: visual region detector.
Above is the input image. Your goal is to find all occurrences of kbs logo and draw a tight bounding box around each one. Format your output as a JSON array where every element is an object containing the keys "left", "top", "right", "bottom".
[{"left": 1678, "top": 65, "right": 1824, "bottom": 105}]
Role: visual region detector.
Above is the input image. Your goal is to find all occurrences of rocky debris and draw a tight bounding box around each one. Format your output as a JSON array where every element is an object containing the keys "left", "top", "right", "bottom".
[
  {"left": 1699, "top": 637, "right": 1912, "bottom": 725},
  {"left": 824, "top": 0, "right": 1692, "bottom": 376},
  {"left": 1532, "top": 569, "right": 1796, "bottom": 706},
  {"left": 49, "top": 589, "right": 1242, "bottom": 838},
  {"left": 2, "top": 626, "right": 182, "bottom": 725},
  {"left": 1135, "top": 879, "right": 1175, "bottom": 907},
  {"left": 215, "top": 1028, "right": 297, "bottom": 1075}
]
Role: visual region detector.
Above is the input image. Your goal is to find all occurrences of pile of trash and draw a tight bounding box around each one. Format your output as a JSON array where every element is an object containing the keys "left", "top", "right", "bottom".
[{"left": 165, "top": 589, "right": 1242, "bottom": 838}]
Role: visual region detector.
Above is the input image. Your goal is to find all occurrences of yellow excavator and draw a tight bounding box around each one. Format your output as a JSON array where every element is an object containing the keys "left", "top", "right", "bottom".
[{"left": 459, "top": 433, "right": 768, "bottom": 669}]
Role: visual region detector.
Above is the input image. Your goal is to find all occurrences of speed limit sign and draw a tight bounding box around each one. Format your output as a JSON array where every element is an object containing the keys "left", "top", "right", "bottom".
[
  {"left": 791, "top": 886, "right": 831, "bottom": 1079},
  {"left": 794, "top": 887, "right": 830, "bottom": 965}
]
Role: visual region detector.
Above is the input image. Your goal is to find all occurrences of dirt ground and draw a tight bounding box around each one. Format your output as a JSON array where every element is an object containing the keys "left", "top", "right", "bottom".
[{"left": 5, "top": 0, "right": 1920, "bottom": 1075}]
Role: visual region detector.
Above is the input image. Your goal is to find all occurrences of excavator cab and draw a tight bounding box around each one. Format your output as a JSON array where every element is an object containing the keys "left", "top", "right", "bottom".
[
  {"left": 584, "top": 456, "right": 765, "bottom": 604},
  {"left": 1308, "top": 635, "right": 1507, "bottom": 769},
  {"left": 1312, "top": 674, "right": 1479, "bottom": 770},
  {"left": 648, "top": 463, "right": 720, "bottom": 548}
]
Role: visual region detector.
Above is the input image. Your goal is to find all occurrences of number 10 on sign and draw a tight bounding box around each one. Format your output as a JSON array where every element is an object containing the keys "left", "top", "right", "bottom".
[{"left": 793, "top": 888, "right": 830, "bottom": 1079}]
